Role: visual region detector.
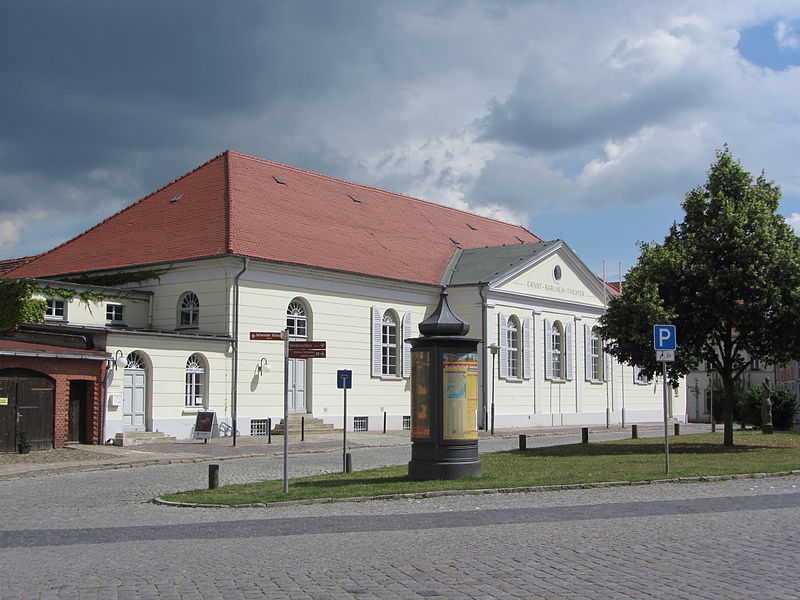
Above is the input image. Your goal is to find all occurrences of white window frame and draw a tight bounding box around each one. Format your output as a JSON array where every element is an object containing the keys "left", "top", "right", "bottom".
[
  {"left": 381, "top": 310, "right": 398, "bottom": 376},
  {"left": 178, "top": 292, "right": 200, "bottom": 329},
  {"left": 634, "top": 366, "right": 651, "bottom": 385},
  {"left": 506, "top": 316, "right": 521, "bottom": 379},
  {"left": 106, "top": 303, "right": 124, "bottom": 323},
  {"left": 185, "top": 354, "right": 206, "bottom": 408},
  {"left": 585, "top": 325, "right": 603, "bottom": 382},
  {"left": 287, "top": 300, "right": 308, "bottom": 339},
  {"left": 45, "top": 298, "right": 66, "bottom": 321},
  {"left": 551, "top": 321, "right": 563, "bottom": 380}
]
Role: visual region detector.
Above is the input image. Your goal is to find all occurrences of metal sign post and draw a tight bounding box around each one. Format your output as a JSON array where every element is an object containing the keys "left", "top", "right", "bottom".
[
  {"left": 337, "top": 370, "right": 352, "bottom": 473},
  {"left": 654, "top": 325, "right": 676, "bottom": 475},
  {"left": 283, "top": 328, "right": 289, "bottom": 494}
]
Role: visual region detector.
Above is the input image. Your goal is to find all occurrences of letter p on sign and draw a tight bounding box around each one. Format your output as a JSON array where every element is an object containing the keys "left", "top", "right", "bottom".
[{"left": 653, "top": 325, "right": 676, "bottom": 351}]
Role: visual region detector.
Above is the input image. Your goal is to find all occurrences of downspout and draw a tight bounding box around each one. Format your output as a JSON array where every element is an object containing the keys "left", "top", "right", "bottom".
[
  {"left": 480, "top": 284, "right": 489, "bottom": 430},
  {"left": 231, "top": 256, "right": 249, "bottom": 446}
]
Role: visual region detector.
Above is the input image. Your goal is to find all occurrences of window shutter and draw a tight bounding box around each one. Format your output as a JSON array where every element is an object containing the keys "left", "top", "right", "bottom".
[
  {"left": 565, "top": 322, "right": 574, "bottom": 380},
  {"left": 522, "top": 316, "right": 532, "bottom": 380},
  {"left": 401, "top": 312, "right": 412, "bottom": 379},
  {"left": 544, "top": 318, "right": 553, "bottom": 380},
  {"left": 602, "top": 338, "right": 609, "bottom": 382},
  {"left": 584, "top": 323, "right": 592, "bottom": 382},
  {"left": 498, "top": 312, "right": 508, "bottom": 379},
  {"left": 371, "top": 307, "right": 382, "bottom": 377}
]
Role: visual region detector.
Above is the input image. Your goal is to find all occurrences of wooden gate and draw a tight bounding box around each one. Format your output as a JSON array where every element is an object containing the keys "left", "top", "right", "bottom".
[{"left": 0, "top": 369, "right": 55, "bottom": 452}]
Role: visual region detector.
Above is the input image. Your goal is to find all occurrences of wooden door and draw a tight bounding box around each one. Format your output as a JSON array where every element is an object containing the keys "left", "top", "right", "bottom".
[{"left": 0, "top": 370, "right": 55, "bottom": 451}]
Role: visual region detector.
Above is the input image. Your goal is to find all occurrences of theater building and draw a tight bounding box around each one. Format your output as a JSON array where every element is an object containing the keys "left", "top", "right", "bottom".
[{"left": 1, "top": 151, "right": 685, "bottom": 447}]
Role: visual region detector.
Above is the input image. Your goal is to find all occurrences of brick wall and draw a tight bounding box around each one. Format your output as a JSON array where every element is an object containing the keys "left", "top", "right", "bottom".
[{"left": 0, "top": 356, "right": 106, "bottom": 448}]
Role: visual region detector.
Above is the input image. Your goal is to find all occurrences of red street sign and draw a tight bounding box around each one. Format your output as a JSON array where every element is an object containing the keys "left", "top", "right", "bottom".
[
  {"left": 289, "top": 349, "right": 327, "bottom": 359},
  {"left": 289, "top": 341, "right": 326, "bottom": 350},
  {"left": 250, "top": 331, "right": 286, "bottom": 341}
]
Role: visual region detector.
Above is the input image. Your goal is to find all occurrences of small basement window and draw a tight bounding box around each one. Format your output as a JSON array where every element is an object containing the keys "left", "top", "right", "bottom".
[
  {"left": 251, "top": 419, "right": 270, "bottom": 436},
  {"left": 353, "top": 416, "right": 369, "bottom": 432},
  {"left": 402, "top": 415, "right": 411, "bottom": 431}
]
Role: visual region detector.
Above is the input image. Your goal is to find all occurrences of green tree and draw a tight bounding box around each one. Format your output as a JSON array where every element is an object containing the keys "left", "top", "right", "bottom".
[{"left": 598, "top": 147, "right": 800, "bottom": 446}]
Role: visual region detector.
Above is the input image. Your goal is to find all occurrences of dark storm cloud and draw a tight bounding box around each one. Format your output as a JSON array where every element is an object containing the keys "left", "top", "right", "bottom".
[{"left": 0, "top": 0, "right": 399, "bottom": 209}]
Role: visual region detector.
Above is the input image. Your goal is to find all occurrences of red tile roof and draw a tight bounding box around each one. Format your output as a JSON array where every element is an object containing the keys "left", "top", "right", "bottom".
[
  {"left": 5, "top": 151, "right": 540, "bottom": 285},
  {"left": 0, "top": 256, "right": 37, "bottom": 275}
]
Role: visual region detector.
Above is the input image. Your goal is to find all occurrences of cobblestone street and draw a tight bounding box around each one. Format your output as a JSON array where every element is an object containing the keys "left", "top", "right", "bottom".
[{"left": 2, "top": 426, "right": 799, "bottom": 599}]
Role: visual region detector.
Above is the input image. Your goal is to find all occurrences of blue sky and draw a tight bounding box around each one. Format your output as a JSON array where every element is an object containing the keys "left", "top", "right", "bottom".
[{"left": 1, "top": 1, "right": 800, "bottom": 279}]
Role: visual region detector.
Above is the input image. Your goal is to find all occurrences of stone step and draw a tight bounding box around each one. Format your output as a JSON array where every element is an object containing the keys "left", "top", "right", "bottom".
[
  {"left": 112, "top": 431, "right": 177, "bottom": 447},
  {"left": 271, "top": 415, "right": 338, "bottom": 435}
]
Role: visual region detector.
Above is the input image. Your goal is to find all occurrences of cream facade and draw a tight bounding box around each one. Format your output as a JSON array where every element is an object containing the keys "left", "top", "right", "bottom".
[{"left": 30, "top": 240, "right": 686, "bottom": 442}]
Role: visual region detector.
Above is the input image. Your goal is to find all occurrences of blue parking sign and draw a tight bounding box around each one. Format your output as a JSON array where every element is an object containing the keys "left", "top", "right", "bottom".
[{"left": 653, "top": 325, "right": 676, "bottom": 351}]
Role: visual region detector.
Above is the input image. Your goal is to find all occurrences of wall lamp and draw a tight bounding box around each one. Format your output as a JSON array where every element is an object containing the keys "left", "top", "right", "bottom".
[
  {"left": 258, "top": 357, "right": 272, "bottom": 375},
  {"left": 110, "top": 349, "right": 128, "bottom": 371}
]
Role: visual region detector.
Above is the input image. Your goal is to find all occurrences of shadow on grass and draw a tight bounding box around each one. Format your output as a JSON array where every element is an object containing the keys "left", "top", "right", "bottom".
[
  {"left": 292, "top": 475, "right": 411, "bottom": 489},
  {"left": 509, "top": 442, "right": 771, "bottom": 458}
]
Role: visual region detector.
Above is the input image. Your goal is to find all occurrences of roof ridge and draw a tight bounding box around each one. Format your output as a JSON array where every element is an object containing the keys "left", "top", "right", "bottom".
[
  {"left": 3, "top": 153, "right": 229, "bottom": 278},
  {"left": 226, "top": 150, "right": 539, "bottom": 238}
]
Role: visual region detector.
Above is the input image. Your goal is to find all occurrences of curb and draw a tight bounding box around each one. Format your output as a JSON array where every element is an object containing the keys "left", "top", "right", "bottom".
[{"left": 152, "top": 469, "right": 800, "bottom": 509}]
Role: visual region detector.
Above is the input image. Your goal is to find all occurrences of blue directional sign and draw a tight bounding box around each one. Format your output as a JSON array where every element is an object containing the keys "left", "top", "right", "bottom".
[
  {"left": 653, "top": 325, "right": 677, "bottom": 351},
  {"left": 337, "top": 369, "right": 352, "bottom": 389}
]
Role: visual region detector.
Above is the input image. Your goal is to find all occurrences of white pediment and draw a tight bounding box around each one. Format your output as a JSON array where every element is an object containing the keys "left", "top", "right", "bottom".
[{"left": 492, "top": 245, "right": 607, "bottom": 307}]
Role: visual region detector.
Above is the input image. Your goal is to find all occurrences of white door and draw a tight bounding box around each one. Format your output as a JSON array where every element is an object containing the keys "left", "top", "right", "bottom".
[
  {"left": 288, "top": 358, "right": 306, "bottom": 413},
  {"left": 123, "top": 368, "right": 146, "bottom": 432}
]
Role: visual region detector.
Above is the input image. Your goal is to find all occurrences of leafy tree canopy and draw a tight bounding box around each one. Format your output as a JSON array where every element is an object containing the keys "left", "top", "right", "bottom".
[{"left": 598, "top": 146, "right": 800, "bottom": 444}]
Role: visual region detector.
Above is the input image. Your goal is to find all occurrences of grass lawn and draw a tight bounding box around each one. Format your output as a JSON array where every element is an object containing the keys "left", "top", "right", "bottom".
[{"left": 159, "top": 431, "right": 800, "bottom": 506}]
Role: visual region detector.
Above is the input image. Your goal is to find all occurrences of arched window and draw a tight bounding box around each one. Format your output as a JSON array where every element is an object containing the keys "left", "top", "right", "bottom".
[
  {"left": 178, "top": 292, "right": 200, "bottom": 328},
  {"left": 506, "top": 316, "right": 521, "bottom": 379},
  {"left": 125, "top": 352, "right": 146, "bottom": 370},
  {"left": 382, "top": 311, "right": 398, "bottom": 376},
  {"left": 588, "top": 326, "right": 602, "bottom": 381},
  {"left": 286, "top": 300, "right": 308, "bottom": 339},
  {"left": 185, "top": 354, "right": 205, "bottom": 407},
  {"left": 551, "top": 321, "right": 563, "bottom": 379}
]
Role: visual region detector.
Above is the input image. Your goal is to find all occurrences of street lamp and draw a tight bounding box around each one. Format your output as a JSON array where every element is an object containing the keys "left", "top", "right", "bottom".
[{"left": 488, "top": 343, "right": 501, "bottom": 435}]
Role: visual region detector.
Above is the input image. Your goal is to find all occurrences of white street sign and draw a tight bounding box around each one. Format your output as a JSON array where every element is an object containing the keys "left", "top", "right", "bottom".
[{"left": 656, "top": 350, "right": 675, "bottom": 362}]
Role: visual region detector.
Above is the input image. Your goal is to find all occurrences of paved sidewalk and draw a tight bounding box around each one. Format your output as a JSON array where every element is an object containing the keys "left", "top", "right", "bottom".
[{"left": 0, "top": 422, "right": 705, "bottom": 480}]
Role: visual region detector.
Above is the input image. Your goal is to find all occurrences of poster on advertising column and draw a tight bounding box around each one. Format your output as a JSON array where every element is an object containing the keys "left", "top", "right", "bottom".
[
  {"left": 442, "top": 352, "right": 479, "bottom": 440},
  {"left": 411, "top": 350, "right": 431, "bottom": 439}
]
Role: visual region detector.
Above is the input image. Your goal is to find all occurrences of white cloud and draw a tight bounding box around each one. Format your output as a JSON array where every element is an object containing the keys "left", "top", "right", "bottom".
[
  {"left": 775, "top": 20, "right": 800, "bottom": 49},
  {"left": 788, "top": 213, "right": 800, "bottom": 234},
  {"left": 0, "top": 219, "right": 21, "bottom": 254}
]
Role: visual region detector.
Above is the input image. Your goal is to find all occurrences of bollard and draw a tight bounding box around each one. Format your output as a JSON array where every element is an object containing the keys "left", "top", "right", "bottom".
[
  {"left": 674, "top": 422, "right": 680, "bottom": 436},
  {"left": 519, "top": 434, "right": 527, "bottom": 451},
  {"left": 301, "top": 416, "right": 305, "bottom": 441},
  {"left": 345, "top": 452, "right": 352, "bottom": 473},
  {"left": 631, "top": 424, "right": 638, "bottom": 439},
  {"left": 267, "top": 418, "right": 272, "bottom": 444},
  {"left": 581, "top": 427, "right": 589, "bottom": 444},
  {"left": 209, "top": 464, "right": 219, "bottom": 490}
]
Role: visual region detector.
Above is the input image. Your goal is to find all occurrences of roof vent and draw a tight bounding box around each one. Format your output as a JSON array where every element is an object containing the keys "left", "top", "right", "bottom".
[
  {"left": 449, "top": 237, "right": 462, "bottom": 245},
  {"left": 273, "top": 176, "right": 286, "bottom": 185},
  {"left": 467, "top": 223, "right": 477, "bottom": 230},
  {"left": 349, "top": 194, "right": 362, "bottom": 203},
  {"left": 169, "top": 194, "right": 183, "bottom": 203},
  {"left": 516, "top": 236, "right": 526, "bottom": 243}
]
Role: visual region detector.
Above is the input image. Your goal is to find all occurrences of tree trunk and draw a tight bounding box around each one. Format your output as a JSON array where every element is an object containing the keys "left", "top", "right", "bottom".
[{"left": 722, "top": 375, "right": 736, "bottom": 446}]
